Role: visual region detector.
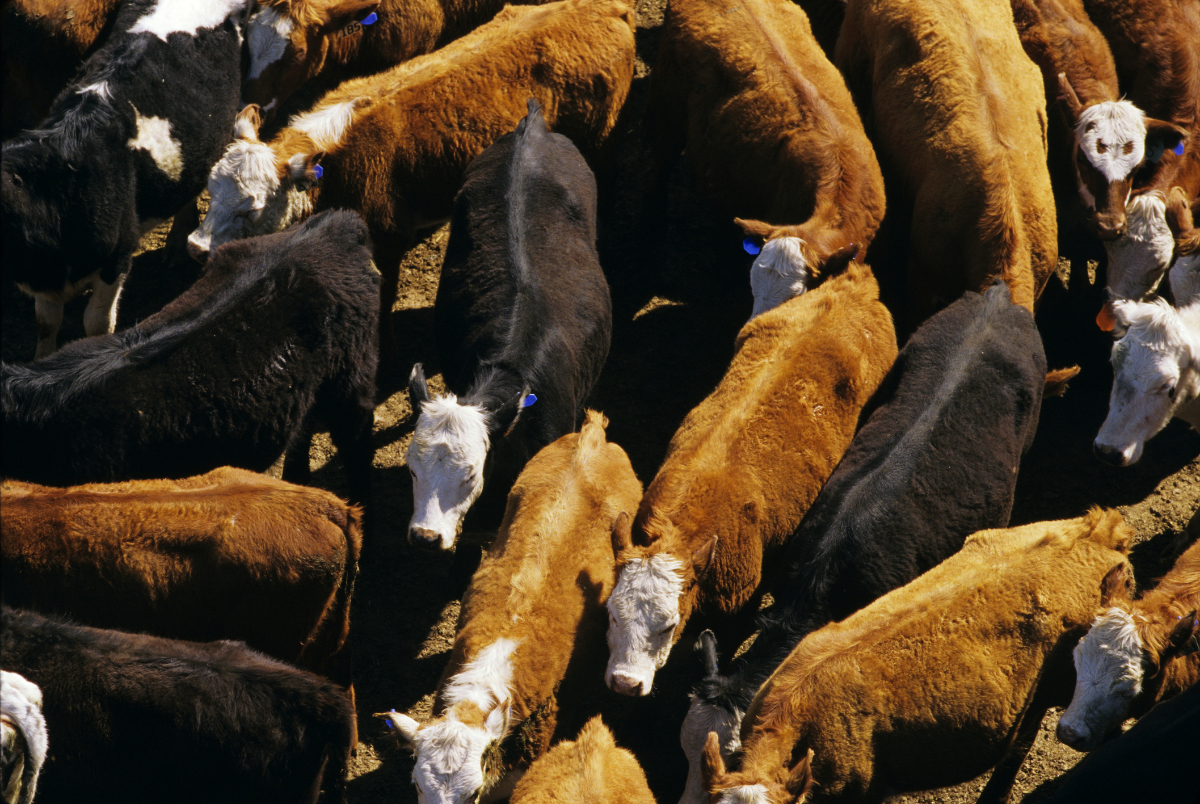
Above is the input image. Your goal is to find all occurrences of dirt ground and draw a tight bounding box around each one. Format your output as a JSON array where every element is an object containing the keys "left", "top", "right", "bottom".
[{"left": 3, "top": 0, "right": 1197, "bottom": 801}]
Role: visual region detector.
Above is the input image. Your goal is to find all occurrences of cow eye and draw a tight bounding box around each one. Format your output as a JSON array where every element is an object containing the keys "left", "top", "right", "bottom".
[
  {"left": 1123, "top": 142, "right": 1134, "bottom": 155},
  {"left": 1096, "top": 140, "right": 1108, "bottom": 154},
  {"left": 1164, "top": 383, "right": 1176, "bottom": 400}
]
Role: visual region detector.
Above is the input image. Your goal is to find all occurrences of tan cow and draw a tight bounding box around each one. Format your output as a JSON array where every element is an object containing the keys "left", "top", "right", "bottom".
[
  {"left": 509, "top": 716, "right": 656, "bottom": 804},
  {"left": 650, "top": 0, "right": 885, "bottom": 320},
  {"left": 835, "top": 0, "right": 1057, "bottom": 329},
  {"left": 701, "top": 507, "right": 1134, "bottom": 804},
  {"left": 386, "top": 411, "right": 643, "bottom": 804},
  {"left": 605, "top": 259, "right": 897, "bottom": 697}
]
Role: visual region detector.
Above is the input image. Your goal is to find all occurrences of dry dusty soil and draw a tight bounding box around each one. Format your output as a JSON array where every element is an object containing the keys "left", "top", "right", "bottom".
[{"left": 3, "top": 0, "right": 1198, "bottom": 802}]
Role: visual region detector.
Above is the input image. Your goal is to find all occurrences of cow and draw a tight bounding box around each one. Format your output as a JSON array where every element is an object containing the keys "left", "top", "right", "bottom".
[
  {"left": 1057, "top": 539, "right": 1200, "bottom": 752},
  {"left": 605, "top": 258, "right": 897, "bottom": 698},
  {"left": 1, "top": 468, "right": 362, "bottom": 742},
  {"left": 1165, "top": 185, "right": 1200, "bottom": 304},
  {"left": 187, "top": 0, "right": 635, "bottom": 371},
  {"left": 0, "top": 0, "right": 253, "bottom": 360},
  {"left": 649, "top": 0, "right": 885, "bottom": 320},
  {"left": 508, "top": 716, "right": 657, "bottom": 804},
  {"left": 385, "top": 411, "right": 643, "bottom": 804},
  {"left": 834, "top": 0, "right": 1058, "bottom": 332},
  {"left": 0, "top": 672, "right": 46, "bottom": 804},
  {"left": 405, "top": 99, "right": 613, "bottom": 551},
  {"left": 700, "top": 507, "right": 1134, "bottom": 804},
  {"left": 1, "top": 605, "right": 354, "bottom": 804},
  {"left": 676, "top": 280, "right": 1057, "bottom": 804},
  {"left": 1, "top": 209, "right": 378, "bottom": 509}
]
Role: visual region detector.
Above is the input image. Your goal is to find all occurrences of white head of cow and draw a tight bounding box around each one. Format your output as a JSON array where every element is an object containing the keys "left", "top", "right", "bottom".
[
  {"left": 1056, "top": 607, "right": 1143, "bottom": 752},
  {"left": 680, "top": 697, "right": 743, "bottom": 804},
  {"left": 1075, "top": 101, "right": 1146, "bottom": 185},
  {"left": 1094, "top": 297, "right": 1200, "bottom": 466},
  {"left": 746, "top": 237, "right": 813, "bottom": 322},
  {"left": 1102, "top": 192, "right": 1174, "bottom": 305}
]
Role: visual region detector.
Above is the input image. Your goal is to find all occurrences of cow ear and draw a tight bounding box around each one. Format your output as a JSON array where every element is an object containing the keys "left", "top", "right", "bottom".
[
  {"left": 408, "top": 363, "right": 430, "bottom": 417},
  {"left": 1144, "top": 118, "right": 1188, "bottom": 159},
  {"left": 692, "top": 534, "right": 718, "bottom": 578},
  {"left": 234, "top": 104, "right": 262, "bottom": 140},
  {"left": 1165, "top": 186, "right": 1194, "bottom": 240},
  {"left": 734, "top": 217, "right": 775, "bottom": 240},
  {"left": 786, "top": 747, "right": 816, "bottom": 798},
  {"left": 317, "top": 0, "right": 381, "bottom": 34},
  {"left": 1099, "top": 562, "right": 1134, "bottom": 607},
  {"left": 1162, "top": 610, "right": 1200, "bottom": 660},
  {"left": 1056, "top": 73, "right": 1084, "bottom": 125},
  {"left": 701, "top": 732, "right": 728, "bottom": 791},
  {"left": 612, "top": 511, "right": 633, "bottom": 557},
  {"left": 1043, "top": 365, "right": 1081, "bottom": 398},
  {"left": 696, "top": 629, "right": 720, "bottom": 679},
  {"left": 491, "top": 387, "right": 529, "bottom": 439},
  {"left": 287, "top": 152, "right": 325, "bottom": 188},
  {"left": 819, "top": 242, "right": 860, "bottom": 281},
  {"left": 379, "top": 711, "right": 421, "bottom": 751}
]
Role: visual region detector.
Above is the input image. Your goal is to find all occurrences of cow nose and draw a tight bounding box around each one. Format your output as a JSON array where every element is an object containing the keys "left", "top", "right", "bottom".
[
  {"left": 609, "top": 673, "right": 646, "bottom": 697},
  {"left": 186, "top": 238, "right": 209, "bottom": 263},
  {"left": 408, "top": 527, "right": 443, "bottom": 551},
  {"left": 1094, "top": 216, "right": 1126, "bottom": 241},
  {"left": 1056, "top": 720, "right": 1088, "bottom": 751},
  {"left": 1093, "top": 442, "right": 1127, "bottom": 467}
]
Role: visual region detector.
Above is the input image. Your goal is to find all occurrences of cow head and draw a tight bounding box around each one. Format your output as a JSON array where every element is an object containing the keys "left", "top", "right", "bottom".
[
  {"left": 735, "top": 219, "right": 857, "bottom": 322},
  {"left": 702, "top": 733, "right": 815, "bottom": 804},
  {"left": 187, "top": 105, "right": 318, "bottom": 262},
  {"left": 1094, "top": 298, "right": 1200, "bottom": 466},
  {"left": 1098, "top": 193, "right": 1174, "bottom": 330},
  {"left": 243, "top": 0, "right": 380, "bottom": 117},
  {"left": 679, "top": 631, "right": 744, "bottom": 804}
]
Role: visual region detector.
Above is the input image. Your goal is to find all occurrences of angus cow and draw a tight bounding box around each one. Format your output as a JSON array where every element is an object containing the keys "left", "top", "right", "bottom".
[
  {"left": 700, "top": 508, "right": 1134, "bottom": 804},
  {"left": 605, "top": 259, "right": 897, "bottom": 698},
  {"left": 649, "top": 0, "right": 885, "bottom": 319},
  {"left": 1, "top": 0, "right": 253, "bottom": 359},
  {"left": 1057, "top": 539, "right": 1200, "bottom": 751},
  {"left": 386, "top": 411, "right": 643, "bottom": 804},
  {"left": 676, "top": 280, "right": 1056, "bottom": 804},
  {"left": 1, "top": 210, "right": 377, "bottom": 509},
  {"left": 405, "top": 100, "right": 613, "bottom": 550},
  {"left": 1, "top": 606, "right": 354, "bottom": 804},
  {"left": 508, "top": 716, "right": 656, "bottom": 804},
  {"left": 188, "top": 0, "right": 634, "bottom": 370},
  {"left": 0, "top": 468, "right": 363, "bottom": 741},
  {"left": 834, "top": 0, "right": 1057, "bottom": 330},
  {"left": 0, "top": 672, "right": 46, "bottom": 804}
]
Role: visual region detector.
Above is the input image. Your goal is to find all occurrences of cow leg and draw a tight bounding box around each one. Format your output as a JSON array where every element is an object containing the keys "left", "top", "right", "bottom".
[
  {"left": 33, "top": 295, "right": 64, "bottom": 359},
  {"left": 82, "top": 272, "right": 127, "bottom": 337},
  {"left": 163, "top": 197, "right": 201, "bottom": 268},
  {"left": 328, "top": 398, "right": 374, "bottom": 513},
  {"left": 977, "top": 700, "right": 1049, "bottom": 804},
  {"left": 372, "top": 236, "right": 406, "bottom": 390},
  {"left": 282, "top": 414, "right": 315, "bottom": 487}
]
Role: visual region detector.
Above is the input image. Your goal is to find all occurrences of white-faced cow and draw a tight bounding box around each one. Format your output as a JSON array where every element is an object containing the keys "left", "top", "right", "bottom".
[
  {"left": 0, "top": 671, "right": 46, "bottom": 804},
  {"left": 405, "top": 100, "right": 612, "bottom": 551},
  {"left": 0, "top": 0, "right": 253, "bottom": 360}
]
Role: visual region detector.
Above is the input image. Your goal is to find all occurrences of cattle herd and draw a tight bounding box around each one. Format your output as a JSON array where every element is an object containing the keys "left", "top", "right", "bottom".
[{"left": 0, "top": 0, "right": 1198, "bottom": 802}]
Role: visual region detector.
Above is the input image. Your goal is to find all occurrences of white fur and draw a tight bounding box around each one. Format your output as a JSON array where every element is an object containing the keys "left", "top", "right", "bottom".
[
  {"left": 127, "top": 105, "right": 183, "bottom": 181},
  {"left": 1104, "top": 193, "right": 1174, "bottom": 301},
  {"left": 246, "top": 7, "right": 294, "bottom": 81},
  {"left": 680, "top": 699, "right": 744, "bottom": 804},
  {"left": 1058, "top": 608, "right": 1144, "bottom": 751},
  {"left": 1076, "top": 101, "right": 1147, "bottom": 183},
  {"left": 291, "top": 101, "right": 359, "bottom": 151},
  {"left": 19, "top": 270, "right": 126, "bottom": 359},
  {"left": 129, "top": 0, "right": 245, "bottom": 40},
  {"left": 715, "top": 785, "right": 771, "bottom": 804},
  {"left": 1, "top": 671, "right": 48, "bottom": 804},
  {"left": 748, "top": 237, "right": 812, "bottom": 321},
  {"left": 77, "top": 81, "right": 111, "bottom": 99},
  {"left": 1095, "top": 298, "right": 1200, "bottom": 465},
  {"left": 1170, "top": 253, "right": 1200, "bottom": 307},
  {"left": 605, "top": 554, "right": 685, "bottom": 695},
  {"left": 407, "top": 396, "right": 491, "bottom": 550}
]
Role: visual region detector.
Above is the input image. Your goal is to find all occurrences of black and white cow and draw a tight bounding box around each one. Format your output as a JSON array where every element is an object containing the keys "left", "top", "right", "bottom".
[
  {"left": 0, "top": 209, "right": 377, "bottom": 507},
  {"left": 676, "top": 281, "right": 1054, "bottom": 804},
  {"left": 0, "top": 0, "right": 253, "bottom": 359},
  {"left": 1, "top": 671, "right": 46, "bottom": 804},
  {"left": 1, "top": 605, "right": 353, "bottom": 804},
  {"left": 406, "top": 99, "right": 612, "bottom": 551}
]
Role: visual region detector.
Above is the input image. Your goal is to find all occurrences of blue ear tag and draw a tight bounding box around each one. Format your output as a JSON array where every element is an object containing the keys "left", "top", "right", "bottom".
[
  {"left": 313, "top": 164, "right": 323, "bottom": 180},
  {"left": 385, "top": 708, "right": 397, "bottom": 729},
  {"left": 522, "top": 393, "right": 537, "bottom": 408},
  {"left": 743, "top": 237, "right": 761, "bottom": 255},
  {"left": 1173, "top": 140, "right": 1186, "bottom": 156},
  {"left": 360, "top": 11, "right": 377, "bottom": 25}
]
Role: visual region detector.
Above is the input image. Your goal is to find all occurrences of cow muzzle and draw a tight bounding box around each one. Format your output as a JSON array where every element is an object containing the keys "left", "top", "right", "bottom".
[
  {"left": 1093, "top": 441, "right": 1131, "bottom": 467},
  {"left": 1055, "top": 718, "right": 1092, "bottom": 752},
  {"left": 186, "top": 234, "right": 210, "bottom": 263},
  {"left": 607, "top": 670, "right": 650, "bottom": 697},
  {"left": 1093, "top": 213, "right": 1126, "bottom": 241},
  {"left": 408, "top": 527, "right": 447, "bottom": 551}
]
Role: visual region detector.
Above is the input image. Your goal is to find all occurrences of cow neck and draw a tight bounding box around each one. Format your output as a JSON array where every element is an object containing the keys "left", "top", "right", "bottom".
[
  {"left": 1131, "top": 544, "right": 1200, "bottom": 700},
  {"left": 462, "top": 364, "right": 525, "bottom": 418}
]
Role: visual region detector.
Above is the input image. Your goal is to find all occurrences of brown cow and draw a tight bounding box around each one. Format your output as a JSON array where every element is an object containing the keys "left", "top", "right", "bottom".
[
  {"left": 835, "top": 0, "right": 1058, "bottom": 329},
  {"left": 700, "top": 507, "right": 1134, "bottom": 804},
  {"left": 189, "top": 0, "right": 635, "bottom": 370},
  {"left": 605, "top": 259, "right": 897, "bottom": 697},
  {"left": 650, "top": 0, "right": 885, "bottom": 320},
  {"left": 1057, "top": 539, "right": 1200, "bottom": 752},
  {"left": 509, "top": 716, "right": 657, "bottom": 804},
  {"left": 386, "top": 411, "right": 643, "bottom": 804}
]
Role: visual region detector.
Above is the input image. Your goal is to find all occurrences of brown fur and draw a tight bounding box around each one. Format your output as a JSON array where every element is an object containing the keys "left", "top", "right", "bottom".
[
  {"left": 835, "top": 0, "right": 1058, "bottom": 323},
  {"left": 650, "top": 0, "right": 885, "bottom": 268},
  {"left": 509, "top": 716, "right": 656, "bottom": 804},
  {"left": 1166, "top": 186, "right": 1200, "bottom": 258},
  {"left": 704, "top": 507, "right": 1133, "bottom": 804},
  {"left": 617, "top": 261, "right": 897, "bottom": 646}
]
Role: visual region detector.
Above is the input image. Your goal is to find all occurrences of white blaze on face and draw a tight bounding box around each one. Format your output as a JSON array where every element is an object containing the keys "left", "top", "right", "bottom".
[
  {"left": 129, "top": 0, "right": 246, "bottom": 40},
  {"left": 606, "top": 554, "right": 685, "bottom": 695},
  {"left": 407, "top": 396, "right": 490, "bottom": 550},
  {"left": 749, "top": 237, "right": 812, "bottom": 321},
  {"left": 246, "top": 6, "right": 295, "bottom": 80},
  {"left": 680, "top": 699, "right": 743, "bottom": 804},
  {"left": 1076, "top": 101, "right": 1146, "bottom": 183},
  {"left": 1105, "top": 193, "right": 1174, "bottom": 301},
  {"left": 1058, "top": 608, "right": 1143, "bottom": 751},
  {"left": 127, "top": 105, "right": 183, "bottom": 181},
  {"left": 715, "top": 785, "right": 772, "bottom": 804}
]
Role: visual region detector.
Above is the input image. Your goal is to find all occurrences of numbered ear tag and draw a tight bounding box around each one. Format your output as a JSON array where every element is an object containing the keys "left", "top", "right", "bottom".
[
  {"left": 360, "top": 11, "right": 378, "bottom": 25},
  {"left": 522, "top": 393, "right": 537, "bottom": 408},
  {"left": 743, "top": 237, "right": 761, "bottom": 255},
  {"left": 1173, "top": 141, "right": 1186, "bottom": 156},
  {"left": 313, "top": 165, "right": 323, "bottom": 180}
]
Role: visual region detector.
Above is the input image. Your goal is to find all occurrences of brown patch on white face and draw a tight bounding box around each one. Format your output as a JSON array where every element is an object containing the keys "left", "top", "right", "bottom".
[{"left": 1075, "top": 147, "right": 1132, "bottom": 240}]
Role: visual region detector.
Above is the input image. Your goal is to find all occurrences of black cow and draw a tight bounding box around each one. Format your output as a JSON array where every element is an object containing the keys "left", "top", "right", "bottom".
[
  {"left": 0, "top": 605, "right": 353, "bottom": 804},
  {"left": 0, "top": 209, "right": 377, "bottom": 508},
  {"left": 405, "top": 98, "right": 613, "bottom": 551},
  {"left": 0, "top": 0, "right": 253, "bottom": 359},
  {"left": 676, "top": 280, "right": 1052, "bottom": 803}
]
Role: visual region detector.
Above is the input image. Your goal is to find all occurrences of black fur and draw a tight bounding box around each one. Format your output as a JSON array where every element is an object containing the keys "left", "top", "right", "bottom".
[
  {"left": 1, "top": 210, "right": 378, "bottom": 506},
  {"left": 1, "top": 605, "right": 353, "bottom": 804}
]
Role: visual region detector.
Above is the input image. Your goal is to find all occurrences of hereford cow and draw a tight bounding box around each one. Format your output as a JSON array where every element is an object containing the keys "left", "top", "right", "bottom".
[
  {"left": 1, "top": 0, "right": 253, "bottom": 360},
  {"left": 0, "top": 672, "right": 46, "bottom": 804},
  {"left": 405, "top": 100, "right": 613, "bottom": 551},
  {"left": 1057, "top": 539, "right": 1200, "bottom": 752},
  {"left": 834, "top": 0, "right": 1057, "bottom": 329},
  {"left": 676, "top": 280, "right": 1056, "bottom": 804},
  {"left": 700, "top": 508, "right": 1134, "bottom": 804},
  {"left": 605, "top": 259, "right": 897, "bottom": 698},
  {"left": 386, "top": 411, "right": 643, "bottom": 804},
  {"left": 188, "top": 0, "right": 634, "bottom": 369},
  {"left": 2, "top": 606, "right": 353, "bottom": 804},
  {"left": 508, "top": 716, "right": 656, "bottom": 804},
  {"left": 1, "top": 210, "right": 377, "bottom": 508},
  {"left": 0, "top": 468, "right": 362, "bottom": 741},
  {"left": 649, "top": 0, "right": 885, "bottom": 319}
]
